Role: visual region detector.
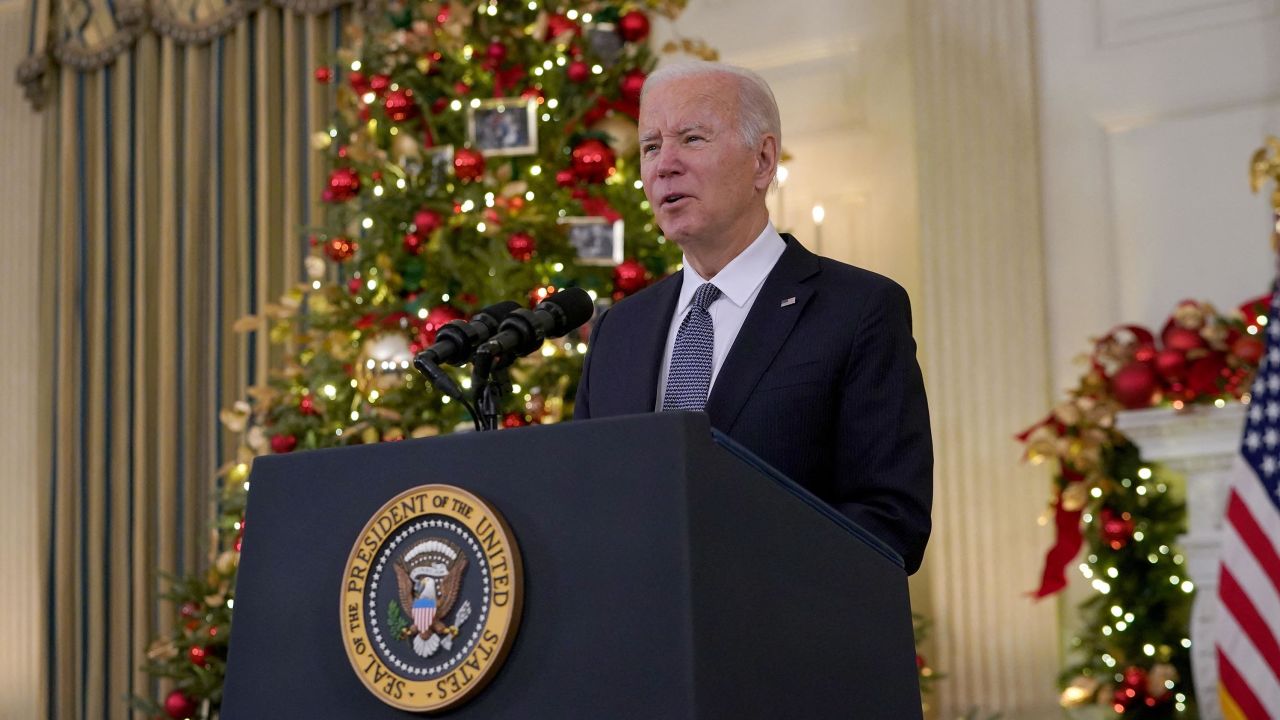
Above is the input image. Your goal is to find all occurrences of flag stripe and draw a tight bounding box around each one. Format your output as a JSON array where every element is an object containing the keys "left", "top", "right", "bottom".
[
  {"left": 1220, "top": 567, "right": 1280, "bottom": 688},
  {"left": 1232, "top": 459, "right": 1280, "bottom": 544},
  {"left": 1221, "top": 524, "right": 1280, "bottom": 644},
  {"left": 1227, "top": 490, "right": 1280, "bottom": 599},
  {"left": 1217, "top": 592, "right": 1280, "bottom": 711},
  {"left": 1218, "top": 648, "right": 1272, "bottom": 720},
  {"left": 1219, "top": 686, "right": 1248, "bottom": 720}
]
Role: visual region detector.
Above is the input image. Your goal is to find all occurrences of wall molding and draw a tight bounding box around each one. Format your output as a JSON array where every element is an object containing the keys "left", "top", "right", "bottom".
[{"left": 1096, "top": 0, "right": 1280, "bottom": 49}]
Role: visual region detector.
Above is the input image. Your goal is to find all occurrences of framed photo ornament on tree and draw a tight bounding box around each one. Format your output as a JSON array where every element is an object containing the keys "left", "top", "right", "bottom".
[
  {"left": 559, "top": 216, "right": 624, "bottom": 266},
  {"left": 467, "top": 98, "right": 538, "bottom": 157}
]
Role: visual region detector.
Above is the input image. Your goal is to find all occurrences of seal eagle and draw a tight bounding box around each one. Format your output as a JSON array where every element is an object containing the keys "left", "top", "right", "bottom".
[{"left": 393, "top": 539, "right": 467, "bottom": 656}]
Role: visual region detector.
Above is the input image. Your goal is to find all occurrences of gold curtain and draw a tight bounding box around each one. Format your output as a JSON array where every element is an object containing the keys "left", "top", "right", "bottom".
[{"left": 25, "top": 0, "right": 354, "bottom": 714}]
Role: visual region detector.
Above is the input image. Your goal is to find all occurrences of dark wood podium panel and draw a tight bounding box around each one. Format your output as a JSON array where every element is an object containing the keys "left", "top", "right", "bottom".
[{"left": 223, "top": 412, "right": 920, "bottom": 719}]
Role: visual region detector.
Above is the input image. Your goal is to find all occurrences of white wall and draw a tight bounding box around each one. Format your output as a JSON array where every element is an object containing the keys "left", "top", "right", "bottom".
[
  {"left": 0, "top": 0, "right": 46, "bottom": 715},
  {"left": 1036, "top": 0, "right": 1280, "bottom": 394},
  {"left": 653, "top": 0, "right": 922, "bottom": 297}
]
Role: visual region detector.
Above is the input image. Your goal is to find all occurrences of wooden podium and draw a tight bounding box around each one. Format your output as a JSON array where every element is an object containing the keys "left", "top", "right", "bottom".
[{"left": 222, "top": 412, "right": 921, "bottom": 718}]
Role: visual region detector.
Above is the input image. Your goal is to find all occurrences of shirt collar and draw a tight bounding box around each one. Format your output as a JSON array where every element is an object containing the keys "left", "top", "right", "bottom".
[{"left": 676, "top": 221, "right": 787, "bottom": 313}]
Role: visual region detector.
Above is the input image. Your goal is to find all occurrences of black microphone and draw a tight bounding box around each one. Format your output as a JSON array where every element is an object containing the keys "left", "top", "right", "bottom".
[
  {"left": 413, "top": 301, "right": 522, "bottom": 372},
  {"left": 480, "top": 287, "right": 594, "bottom": 359}
]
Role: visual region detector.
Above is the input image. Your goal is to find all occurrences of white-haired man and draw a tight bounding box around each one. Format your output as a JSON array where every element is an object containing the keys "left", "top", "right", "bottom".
[{"left": 574, "top": 62, "right": 933, "bottom": 575}]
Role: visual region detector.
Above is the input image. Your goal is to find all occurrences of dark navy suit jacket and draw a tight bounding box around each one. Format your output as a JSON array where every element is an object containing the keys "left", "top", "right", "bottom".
[{"left": 574, "top": 235, "right": 933, "bottom": 574}]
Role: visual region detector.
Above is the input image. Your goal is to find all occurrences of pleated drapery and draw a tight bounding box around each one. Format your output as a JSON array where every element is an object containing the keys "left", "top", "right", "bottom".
[{"left": 24, "top": 0, "right": 354, "bottom": 714}]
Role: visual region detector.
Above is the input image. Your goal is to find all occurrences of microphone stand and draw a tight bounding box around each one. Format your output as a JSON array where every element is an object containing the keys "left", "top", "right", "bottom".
[
  {"left": 417, "top": 357, "right": 483, "bottom": 432},
  {"left": 470, "top": 346, "right": 512, "bottom": 432}
]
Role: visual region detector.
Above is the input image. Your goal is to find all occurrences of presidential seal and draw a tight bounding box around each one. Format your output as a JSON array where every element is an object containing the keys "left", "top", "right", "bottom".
[{"left": 341, "top": 485, "right": 523, "bottom": 712}]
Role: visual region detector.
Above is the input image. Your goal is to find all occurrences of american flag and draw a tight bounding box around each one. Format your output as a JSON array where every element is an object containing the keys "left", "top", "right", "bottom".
[{"left": 1216, "top": 288, "right": 1280, "bottom": 717}]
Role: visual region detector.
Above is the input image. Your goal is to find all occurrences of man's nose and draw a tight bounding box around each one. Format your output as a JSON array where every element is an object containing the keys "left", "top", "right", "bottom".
[{"left": 655, "top": 143, "right": 682, "bottom": 177}]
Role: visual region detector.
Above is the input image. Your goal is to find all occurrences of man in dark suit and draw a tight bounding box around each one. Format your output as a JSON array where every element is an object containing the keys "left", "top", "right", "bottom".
[{"left": 573, "top": 62, "right": 933, "bottom": 574}]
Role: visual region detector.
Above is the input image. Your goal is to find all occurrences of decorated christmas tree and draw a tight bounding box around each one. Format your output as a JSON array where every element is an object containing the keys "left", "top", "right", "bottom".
[{"left": 136, "top": 1, "right": 706, "bottom": 715}]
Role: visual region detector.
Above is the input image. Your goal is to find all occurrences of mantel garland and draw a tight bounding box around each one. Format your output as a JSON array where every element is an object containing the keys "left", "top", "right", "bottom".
[{"left": 1017, "top": 295, "right": 1266, "bottom": 716}]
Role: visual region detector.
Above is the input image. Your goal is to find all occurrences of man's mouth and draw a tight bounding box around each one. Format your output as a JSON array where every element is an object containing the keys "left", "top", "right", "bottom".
[{"left": 661, "top": 193, "right": 690, "bottom": 208}]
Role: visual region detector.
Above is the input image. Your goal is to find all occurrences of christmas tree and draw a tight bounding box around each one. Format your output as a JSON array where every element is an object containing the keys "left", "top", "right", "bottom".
[{"left": 136, "top": 1, "right": 703, "bottom": 715}]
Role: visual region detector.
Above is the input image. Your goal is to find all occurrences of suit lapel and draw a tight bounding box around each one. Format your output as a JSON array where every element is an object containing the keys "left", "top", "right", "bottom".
[
  {"left": 705, "top": 236, "right": 820, "bottom": 432},
  {"left": 626, "top": 273, "right": 682, "bottom": 413}
]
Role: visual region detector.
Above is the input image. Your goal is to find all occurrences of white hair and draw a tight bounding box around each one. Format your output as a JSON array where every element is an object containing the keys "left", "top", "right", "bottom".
[{"left": 641, "top": 61, "right": 782, "bottom": 152}]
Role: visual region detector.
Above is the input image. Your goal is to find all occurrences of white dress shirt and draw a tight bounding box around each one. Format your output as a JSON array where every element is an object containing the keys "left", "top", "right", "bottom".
[{"left": 655, "top": 222, "right": 788, "bottom": 410}]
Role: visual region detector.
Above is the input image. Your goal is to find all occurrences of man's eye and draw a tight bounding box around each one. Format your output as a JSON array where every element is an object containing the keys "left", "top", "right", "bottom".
[
  {"left": 642, "top": 144, "right": 659, "bottom": 154},
  {"left": 685, "top": 135, "right": 703, "bottom": 143}
]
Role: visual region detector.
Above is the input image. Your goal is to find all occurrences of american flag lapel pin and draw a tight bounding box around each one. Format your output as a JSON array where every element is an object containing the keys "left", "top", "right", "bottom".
[{"left": 780, "top": 296, "right": 796, "bottom": 307}]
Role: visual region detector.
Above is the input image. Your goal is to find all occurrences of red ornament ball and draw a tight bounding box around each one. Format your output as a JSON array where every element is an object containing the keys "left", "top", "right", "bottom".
[
  {"left": 1162, "top": 325, "right": 1205, "bottom": 353},
  {"left": 313, "top": 66, "right": 332, "bottom": 83},
  {"left": 424, "top": 50, "right": 444, "bottom": 76},
  {"left": 545, "top": 13, "right": 579, "bottom": 41},
  {"left": 348, "top": 70, "right": 369, "bottom": 94},
  {"left": 164, "top": 690, "right": 198, "bottom": 720},
  {"left": 453, "top": 147, "right": 487, "bottom": 182},
  {"left": 179, "top": 601, "right": 201, "bottom": 619},
  {"left": 1100, "top": 507, "right": 1136, "bottom": 550},
  {"left": 486, "top": 41, "right": 508, "bottom": 64},
  {"left": 502, "top": 412, "right": 528, "bottom": 428},
  {"left": 325, "top": 167, "right": 361, "bottom": 203},
  {"left": 414, "top": 208, "right": 444, "bottom": 234},
  {"left": 1186, "top": 353, "right": 1228, "bottom": 396},
  {"left": 299, "top": 394, "right": 317, "bottom": 415},
  {"left": 620, "top": 70, "right": 647, "bottom": 105},
  {"left": 507, "top": 232, "right": 536, "bottom": 262},
  {"left": 566, "top": 60, "right": 590, "bottom": 83},
  {"left": 1233, "top": 335, "right": 1265, "bottom": 366},
  {"left": 403, "top": 231, "right": 425, "bottom": 255},
  {"left": 571, "top": 138, "right": 617, "bottom": 184},
  {"left": 383, "top": 88, "right": 419, "bottom": 123},
  {"left": 1109, "top": 361, "right": 1158, "bottom": 409},
  {"left": 270, "top": 434, "right": 298, "bottom": 454},
  {"left": 1123, "top": 665, "right": 1148, "bottom": 690},
  {"left": 324, "top": 236, "right": 358, "bottom": 263},
  {"left": 1153, "top": 348, "right": 1186, "bottom": 381},
  {"left": 1113, "top": 685, "right": 1140, "bottom": 712},
  {"left": 555, "top": 169, "right": 577, "bottom": 187},
  {"left": 420, "top": 305, "right": 466, "bottom": 345},
  {"left": 188, "top": 645, "right": 208, "bottom": 668},
  {"left": 368, "top": 73, "right": 391, "bottom": 96},
  {"left": 618, "top": 9, "right": 651, "bottom": 42},
  {"left": 613, "top": 259, "right": 648, "bottom": 296}
]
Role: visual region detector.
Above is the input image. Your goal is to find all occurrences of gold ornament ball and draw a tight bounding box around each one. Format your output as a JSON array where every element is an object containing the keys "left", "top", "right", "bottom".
[
  {"left": 305, "top": 255, "right": 327, "bottom": 280},
  {"left": 354, "top": 332, "right": 415, "bottom": 394},
  {"left": 590, "top": 113, "right": 639, "bottom": 157},
  {"left": 1147, "top": 663, "right": 1178, "bottom": 696},
  {"left": 393, "top": 132, "right": 421, "bottom": 162},
  {"left": 1059, "top": 675, "right": 1099, "bottom": 707}
]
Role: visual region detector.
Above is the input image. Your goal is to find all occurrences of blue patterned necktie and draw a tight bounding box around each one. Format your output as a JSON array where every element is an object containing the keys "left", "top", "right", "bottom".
[{"left": 662, "top": 282, "right": 723, "bottom": 411}]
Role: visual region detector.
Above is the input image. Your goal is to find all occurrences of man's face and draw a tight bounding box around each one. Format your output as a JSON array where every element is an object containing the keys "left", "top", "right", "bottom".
[{"left": 638, "top": 74, "right": 769, "bottom": 254}]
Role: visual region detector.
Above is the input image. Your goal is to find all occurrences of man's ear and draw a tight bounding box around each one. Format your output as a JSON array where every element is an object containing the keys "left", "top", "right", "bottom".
[{"left": 754, "top": 134, "right": 779, "bottom": 192}]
